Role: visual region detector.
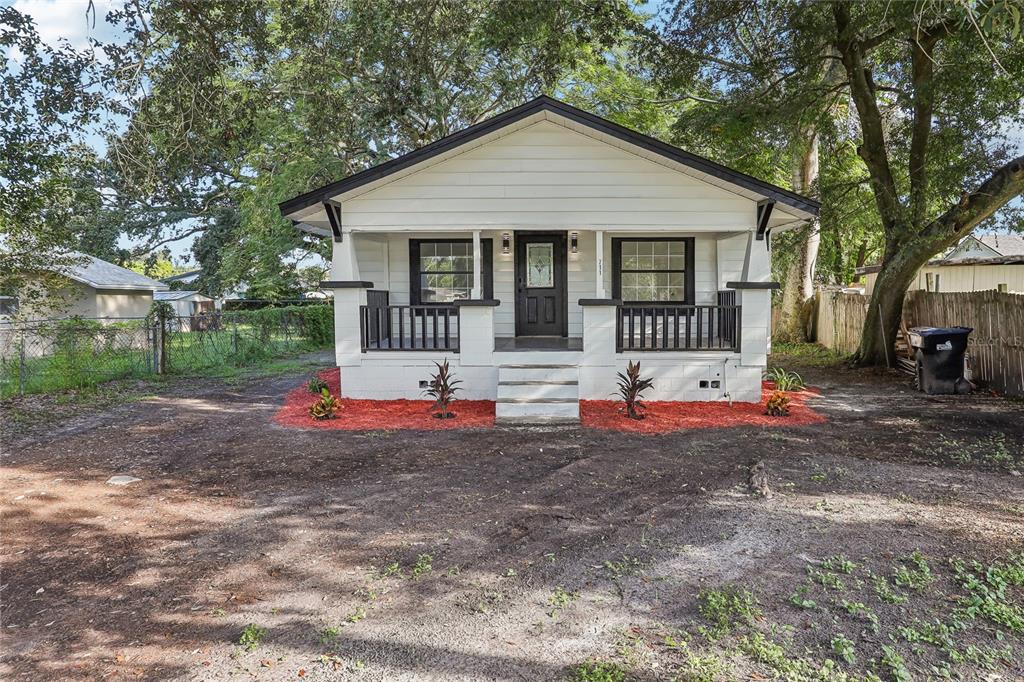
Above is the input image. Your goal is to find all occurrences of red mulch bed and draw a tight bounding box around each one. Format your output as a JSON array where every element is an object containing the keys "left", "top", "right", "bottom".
[
  {"left": 579, "top": 382, "right": 826, "bottom": 434},
  {"left": 276, "top": 371, "right": 824, "bottom": 433},
  {"left": 274, "top": 368, "right": 495, "bottom": 430}
]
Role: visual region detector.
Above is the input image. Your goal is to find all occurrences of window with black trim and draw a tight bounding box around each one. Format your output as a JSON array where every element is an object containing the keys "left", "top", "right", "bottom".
[
  {"left": 612, "top": 238, "right": 694, "bottom": 303},
  {"left": 409, "top": 239, "right": 492, "bottom": 304}
]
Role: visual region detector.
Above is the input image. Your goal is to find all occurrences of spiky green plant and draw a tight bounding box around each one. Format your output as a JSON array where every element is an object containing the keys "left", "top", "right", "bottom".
[
  {"left": 424, "top": 359, "right": 461, "bottom": 419},
  {"left": 766, "top": 367, "right": 805, "bottom": 391},
  {"left": 615, "top": 360, "right": 654, "bottom": 420}
]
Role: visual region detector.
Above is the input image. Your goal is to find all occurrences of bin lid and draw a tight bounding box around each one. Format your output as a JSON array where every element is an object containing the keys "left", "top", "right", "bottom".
[{"left": 908, "top": 326, "right": 973, "bottom": 336}]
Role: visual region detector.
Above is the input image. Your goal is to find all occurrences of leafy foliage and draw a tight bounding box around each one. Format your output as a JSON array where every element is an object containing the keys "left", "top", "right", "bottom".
[
  {"left": 307, "top": 376, "right": 329, "bottom": 394},
  {"left": 308, "top": 388, "right": 341, "bottom": 421},
  {"left": 238, "top": 623, "right": 267, "bottom": 651},
  {"left": 424, "top": 359, "right": 462, "bottom": 419},
  {"left": 615, "top": 360, "right": 653, "bottom": 420},
  {"left": 766, "top": 367, "right": 805, "bottom": 392},
  {"left": 765, "top": 390, "right": 791, "bottom": 417}
]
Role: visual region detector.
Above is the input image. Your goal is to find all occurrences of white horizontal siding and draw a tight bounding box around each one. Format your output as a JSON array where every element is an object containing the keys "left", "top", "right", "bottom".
[
  {"left": 342, "top": 120, "right": 755, "bottom": 231},
  {"left": 716, "top": 233, "right": 748, "bottom": 289}
]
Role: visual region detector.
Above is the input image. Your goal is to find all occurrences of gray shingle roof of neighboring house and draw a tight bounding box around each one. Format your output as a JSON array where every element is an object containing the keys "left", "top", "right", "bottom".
[
  {"left": 978, "top": 233, "right": 1024, "bottom": 256},
  {"left": 162, "top": 269, "right": 202, "bottom": 284},
  {"left": 154, "top": 290, "right": 207, "bottom": 301},
  {"left": 60, "top": 253, "right": 168, "bottom": 291}
]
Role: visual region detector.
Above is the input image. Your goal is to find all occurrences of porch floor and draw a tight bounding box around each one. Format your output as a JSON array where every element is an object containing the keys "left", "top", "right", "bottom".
[{"left": 494, "top": 336, "right": 583, "bottom": 352}]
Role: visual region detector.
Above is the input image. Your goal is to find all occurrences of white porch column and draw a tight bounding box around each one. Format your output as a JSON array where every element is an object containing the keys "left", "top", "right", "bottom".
[
  {"left": 594, "top": 229, "right": 606, "bottom": 298},
  {"left": 579, "top": 301, "right": 618, "bottom": 400},
  {"left": 457, "top": 301, "right": 496, "bottom": 366},
  {"left": 329, "top": 235, "right": 366, "bottom": 371},
  {"left": 728, "top": 226, "right": 774, "bottom": 401},
  {"left": 471, "top": 229, "right": 482, "bottom": 299},
  {"left": 332, "top": 232, "right": 359, "bottom": 280}
]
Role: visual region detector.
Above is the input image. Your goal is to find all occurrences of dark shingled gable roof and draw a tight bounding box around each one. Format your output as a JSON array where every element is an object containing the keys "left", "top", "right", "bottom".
[{"left": 279, "top": 95, "right": 821, "bottom": 218}]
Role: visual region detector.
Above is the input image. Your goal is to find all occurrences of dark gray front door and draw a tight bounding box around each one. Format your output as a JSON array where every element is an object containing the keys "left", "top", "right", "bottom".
[{"left": 514, "top": 232, "right": 567, "bottom": 336}]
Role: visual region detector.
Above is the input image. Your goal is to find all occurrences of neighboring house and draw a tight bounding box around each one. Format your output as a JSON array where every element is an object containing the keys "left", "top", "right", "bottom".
[
  {"left": 162, "top": 269, "right": 202, "bottom": 287},
  {"left": 857, "top": 233, "right": 1024, "bottom": 295},
  {"left": 161, "top": 269, "right": 248, "bottom": 308},
  {"left": 154, "top": 290, "right": 216, "bottom": 317},
  {"left": 279, "top": 96, "right": 819, "bottom": 422},
  {"left": 9, "top": 253, "right": 167, "bottom": 322}
]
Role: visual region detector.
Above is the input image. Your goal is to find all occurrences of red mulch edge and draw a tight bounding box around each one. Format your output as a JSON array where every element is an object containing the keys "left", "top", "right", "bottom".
[
  {"left": 275, "top": 371, "right": 825, "bottom": 433},
  {"left": 274, "top": 368, "right": 495, "bottom": 430},
  {"left": 579, "top": 382, "right": 827, "bottom": 434}
]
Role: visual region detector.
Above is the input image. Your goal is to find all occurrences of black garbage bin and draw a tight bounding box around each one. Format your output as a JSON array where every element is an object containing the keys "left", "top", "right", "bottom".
[{"left": 907, "top": 326, "right": 973, "bottom": 395}]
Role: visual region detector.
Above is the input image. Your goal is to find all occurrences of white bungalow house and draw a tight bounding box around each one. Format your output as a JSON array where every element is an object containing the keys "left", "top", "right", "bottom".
[{"left": 279, "top": 97, "right": 819, "bottom": 422}]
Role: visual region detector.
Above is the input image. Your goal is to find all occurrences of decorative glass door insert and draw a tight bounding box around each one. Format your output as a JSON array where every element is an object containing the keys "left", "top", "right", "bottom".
[{"left": 526, "top": 243, "right": 554, "bottom": 288}]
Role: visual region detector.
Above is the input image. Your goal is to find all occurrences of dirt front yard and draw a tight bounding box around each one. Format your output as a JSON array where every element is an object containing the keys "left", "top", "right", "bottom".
[{"left": 2, "top": 352, "right": 1023, "bottom": 681}]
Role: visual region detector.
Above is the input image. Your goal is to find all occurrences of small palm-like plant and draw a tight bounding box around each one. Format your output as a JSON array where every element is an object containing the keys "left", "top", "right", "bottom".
[
  {"left": 765, "top": 390, "right": 791, "bottom": 417},
  {"left": 615, "top": 360, "right": 654, "bottom": 420},
  {"left": 766, "top": 367, "right": 805, "bottom": 392},
  {"left": 309, "top": 387, "right": 341, "bottom": 420},
  {"left": 424, "top": 359, "right": 461, "bottom": 419},
  {"left": 307, "top": 376, "right": 329, "bottom": 394}
]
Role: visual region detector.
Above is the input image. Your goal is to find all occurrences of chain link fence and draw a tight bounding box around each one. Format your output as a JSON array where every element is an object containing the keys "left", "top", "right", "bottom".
[{"left": 0, "top": 305, "right": 333, "bottom": 398}]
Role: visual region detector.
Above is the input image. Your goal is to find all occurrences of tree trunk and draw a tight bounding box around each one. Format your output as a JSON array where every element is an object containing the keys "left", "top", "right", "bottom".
[
  {"left": 773, "top": 133, "right": 820, "bottom": 343},
  {"left": 854, "top": 237, "right": 937, "bottom": 366}
]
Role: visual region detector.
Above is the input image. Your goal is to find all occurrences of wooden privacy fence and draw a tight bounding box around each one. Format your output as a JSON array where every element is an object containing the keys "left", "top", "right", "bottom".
[
  {"left": 812, "top": 288, "right": 1024, "bottom": 397},
  {"left": 814, "top": 290, "right": 868, "bottom": 356},
  {"left": 902, "top": 290, "right": 1024, "bottom": 397}
]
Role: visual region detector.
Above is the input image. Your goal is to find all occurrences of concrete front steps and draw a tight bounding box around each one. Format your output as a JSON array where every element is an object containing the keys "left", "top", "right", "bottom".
[{"left": 495, "top": 362, "right": 579, "bottom": 424}]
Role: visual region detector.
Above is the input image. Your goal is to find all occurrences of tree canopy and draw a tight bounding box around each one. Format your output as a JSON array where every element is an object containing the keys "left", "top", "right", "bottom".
[{"left": 4, "top": 0, "right": 1023, "bottom": 363}]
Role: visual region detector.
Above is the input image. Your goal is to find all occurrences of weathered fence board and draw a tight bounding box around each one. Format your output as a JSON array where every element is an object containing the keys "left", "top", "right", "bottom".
[
  {"left": 812, "top": 288, "right": 1024, "bottom": 397},
  {"left": 814, "top": 290, "right": 868, "bottom": 356},
  {"left": 903, "top": 290, "right": 1024, "bottom": 397}
]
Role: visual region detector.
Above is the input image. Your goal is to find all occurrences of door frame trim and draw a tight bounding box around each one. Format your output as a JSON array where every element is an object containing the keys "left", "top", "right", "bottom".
[{"left": 513, "top": 230, "right": 568, "bottom": 337}]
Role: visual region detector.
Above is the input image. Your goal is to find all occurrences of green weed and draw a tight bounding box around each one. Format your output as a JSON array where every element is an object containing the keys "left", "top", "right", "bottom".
[
  {"left": 698, "top": 586, "right": 761, "bottom": 636},
  {"left": 238, "top": 623, "right": 267, "bottom": 651},
  {"left": 568, "top": 659, "right": 629, "bottom": 682}
]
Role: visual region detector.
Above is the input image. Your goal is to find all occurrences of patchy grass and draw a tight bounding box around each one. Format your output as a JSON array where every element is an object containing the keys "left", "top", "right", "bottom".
[
  {"left": 629, "top": 550, "right": 1024, "bottom": 681},
  {"left": 770, "top": 342, "right": 848, "bottom": 368},
  {"left": 568, "top": 659, "right": 630, "bottom": 682},
  {"left": 238, "top": 623, "right": 267, "bottom": 652},
  {"left": 698, "top": 586, "right": 761, "bottom": 637},
  {"left": 934, "top": 432, "right": 1022, "bottom": 470}
]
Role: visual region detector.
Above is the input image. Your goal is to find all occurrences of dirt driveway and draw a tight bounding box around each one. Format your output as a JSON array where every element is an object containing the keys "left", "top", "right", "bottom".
[{"left": 2, "top": 354, "right": 1023, "bottom": 681}]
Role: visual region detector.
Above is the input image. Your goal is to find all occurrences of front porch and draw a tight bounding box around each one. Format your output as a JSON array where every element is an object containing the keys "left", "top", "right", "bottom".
[{"left": 356, "top": 297, "right": 739, "bottom": 354}]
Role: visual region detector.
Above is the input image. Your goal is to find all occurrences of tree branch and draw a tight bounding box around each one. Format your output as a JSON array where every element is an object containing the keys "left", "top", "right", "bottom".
[
  {"left": 908, "top": 28, "right": 939, "bottom": 229},
  {"left": 832, "top": 3, "right": 904, "bottom": 235},
  {"left": 924, "top": 155, "right": 1024, "bottom": 241}
]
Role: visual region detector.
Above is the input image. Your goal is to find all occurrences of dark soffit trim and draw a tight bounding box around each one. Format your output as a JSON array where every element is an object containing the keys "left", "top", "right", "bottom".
[
  {"left": 279, "top": 96, "right": 821, "bottom": 217},
  {"left": 726, "top": 281, "right": 781, "bottom": 290},
  {"left": 319, "top": 280, "right": 374, "bottom": 289}
]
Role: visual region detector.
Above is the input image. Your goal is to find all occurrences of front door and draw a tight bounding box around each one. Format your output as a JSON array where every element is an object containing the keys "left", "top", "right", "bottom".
[{"left": 515, "top": 231, "right": 567, "bottom": 336}]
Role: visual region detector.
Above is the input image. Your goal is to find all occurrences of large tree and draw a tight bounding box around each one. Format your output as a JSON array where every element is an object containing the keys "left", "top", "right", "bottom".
[
  {"left": 0, "top": 7, "right": 109, "bottom": 306},
  {"left": 652, "top": 2, "right": 852, "bottom": 342},
  {"left": 829, "top": 2, "right": 1024, "bottom": 365},
  {"left": 104, "top": 0, "right": 638, "bottom": 296},
  {"left": 656, "top": 1, "right": 1024, "bottom": 364}
]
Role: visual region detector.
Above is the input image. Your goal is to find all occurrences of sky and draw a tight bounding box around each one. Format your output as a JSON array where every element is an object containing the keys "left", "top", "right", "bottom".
[{"left": 9, "top": 0, "right": 1023, "bottom": 268}]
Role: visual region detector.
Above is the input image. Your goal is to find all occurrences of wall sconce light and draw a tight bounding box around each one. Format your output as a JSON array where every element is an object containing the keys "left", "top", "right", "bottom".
[
  {"left": 570, "top": 231, "right": 579, "bottom": 254},
  {"left": 501, "top": 232, "right": 511, "bottom": 254}
]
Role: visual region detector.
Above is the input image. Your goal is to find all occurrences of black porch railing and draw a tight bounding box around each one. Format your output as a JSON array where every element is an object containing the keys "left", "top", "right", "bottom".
[
  {"left": 359, "top": 302, "right": 460, "bottom": 351},
  {"left": 616, "top": 304, "right": 740, "bottom": 352}
]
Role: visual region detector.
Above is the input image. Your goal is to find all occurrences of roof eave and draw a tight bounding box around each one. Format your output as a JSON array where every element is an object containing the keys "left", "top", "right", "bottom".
[{"left": 278, "top": 95, "right": 820, "bottom": 220}]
